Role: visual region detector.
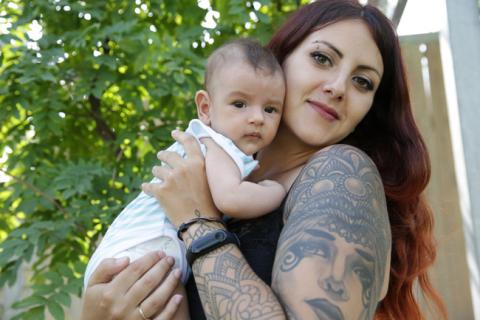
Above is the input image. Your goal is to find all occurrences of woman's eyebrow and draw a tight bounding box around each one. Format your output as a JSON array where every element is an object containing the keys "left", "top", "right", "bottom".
[
  {"left": 358, "top": 65, "right": 382, "bottom": 79},
  {"left": 313, "top": 40, "right": 343, "bottom": 58},
  {"left": 313, "top": 40, "right": 382, "bottom": 78}
]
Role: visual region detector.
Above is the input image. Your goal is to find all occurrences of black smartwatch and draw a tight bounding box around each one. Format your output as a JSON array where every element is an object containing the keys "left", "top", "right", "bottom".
[{"left": 186, "top": 229, "right": 240, "bottom": 266}]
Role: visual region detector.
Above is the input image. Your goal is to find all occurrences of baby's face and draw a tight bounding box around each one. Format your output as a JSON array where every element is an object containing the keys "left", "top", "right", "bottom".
[{"left": 206, "top": 63, "right": 285, "bottom": 155}]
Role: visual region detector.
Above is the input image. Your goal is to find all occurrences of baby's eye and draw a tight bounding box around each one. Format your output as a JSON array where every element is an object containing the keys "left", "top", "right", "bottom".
[
  {"left": 264, "top": 106, "right": 277, "bottom": 114},
  {"left": 353, "top": 76, "right": 374, "bottom": 91},
  {"left": 310, "top": 52, "right": 332, "bottom": 66},
  {"left": 232, "top": 101, "right": 246, "bottom": 108}
]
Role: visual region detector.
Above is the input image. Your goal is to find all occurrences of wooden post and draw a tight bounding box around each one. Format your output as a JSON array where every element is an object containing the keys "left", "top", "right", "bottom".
[{"left": 444, "top": 0, "right": 480, "bottom": 318}]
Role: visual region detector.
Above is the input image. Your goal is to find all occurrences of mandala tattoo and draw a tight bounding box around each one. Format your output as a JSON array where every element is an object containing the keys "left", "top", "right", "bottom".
[
  {"left": 274, "top": 145, "right": 391, "bottom": 320},
  {"left": 189, "top": 224, "right": 285, "bottom": 319}
]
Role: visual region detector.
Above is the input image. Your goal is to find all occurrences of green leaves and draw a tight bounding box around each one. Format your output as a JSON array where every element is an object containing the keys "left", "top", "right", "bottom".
[
  {"left": 9, "top": 266, "right": 81, "bottom": 320},
  {"left": 53, "top": 161, "right": 108, "bottom": 199},
  {"left": 47, "top": 300, "right": 64, "bottom": 320},
  {"left": 12, "top": 296, "right": 47, "bottom": 310},
  {"left": 0, "top": 0, "right": 303, "bottom": 318}
]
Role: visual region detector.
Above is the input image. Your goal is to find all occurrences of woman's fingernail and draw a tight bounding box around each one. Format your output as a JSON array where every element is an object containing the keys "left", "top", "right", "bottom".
[
  {"left": 166, "top": 256, "right": 175, "bottom": 265},
  {"left": 173, "top": 269, "right": 181, "bottom": 279},
  {"left": 173, "top": 294, "right": 183, "bottom": 304},
  {"left": 157, "top": 251, "right": 165, "bottom": 258}
]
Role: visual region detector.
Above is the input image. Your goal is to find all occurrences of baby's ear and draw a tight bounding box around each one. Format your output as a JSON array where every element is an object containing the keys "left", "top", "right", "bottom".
[{"left": 195, "top": 90, "right": 211, "bottom": 126}]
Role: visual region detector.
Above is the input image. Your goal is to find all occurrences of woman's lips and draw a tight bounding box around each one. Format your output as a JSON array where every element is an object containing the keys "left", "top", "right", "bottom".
[{"left": 307, "top": 100, "right": 339, "bottom": 121}]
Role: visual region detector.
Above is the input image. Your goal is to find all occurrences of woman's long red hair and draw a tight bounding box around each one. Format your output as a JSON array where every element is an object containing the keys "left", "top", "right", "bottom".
[{"left": 267, "top": 0, "right": 448, "bottom": 319}]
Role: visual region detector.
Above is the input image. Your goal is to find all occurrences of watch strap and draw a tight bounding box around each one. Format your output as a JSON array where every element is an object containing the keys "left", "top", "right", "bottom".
[
  {"left": 177, "top": 217, "right": 226, "bottom": 241},
  {"left": 186, "top": 229, "right": 240, "bottom": 266}
]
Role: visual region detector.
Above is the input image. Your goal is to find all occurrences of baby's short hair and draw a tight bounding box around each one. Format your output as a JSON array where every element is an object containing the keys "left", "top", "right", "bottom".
[{"left": 204, "top": 38, "right": 283, "bottom": 91}]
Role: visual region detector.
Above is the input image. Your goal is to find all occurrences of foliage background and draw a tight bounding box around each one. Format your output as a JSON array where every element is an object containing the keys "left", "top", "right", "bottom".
[{"left": 0, "top": 0, "right": 306, "bottom": 318}]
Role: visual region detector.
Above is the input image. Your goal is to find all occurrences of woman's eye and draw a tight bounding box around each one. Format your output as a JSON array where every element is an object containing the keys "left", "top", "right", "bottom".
[
  {"left": 310, "top": 52, "right": 332, "bottom": 66},
  {"left": 232, "top": 101, "right": 246, "bottom": 108},
  {"left": 353, "top": 76, "right": 374, "bottom": 91},
  {"left": 264, "top": 106, "right": 277, "bottom": 114}
]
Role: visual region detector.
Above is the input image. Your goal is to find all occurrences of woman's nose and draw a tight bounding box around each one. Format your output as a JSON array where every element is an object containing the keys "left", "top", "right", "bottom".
[{"left": 323, "top": 75, "right": 346, "bottom": 101}]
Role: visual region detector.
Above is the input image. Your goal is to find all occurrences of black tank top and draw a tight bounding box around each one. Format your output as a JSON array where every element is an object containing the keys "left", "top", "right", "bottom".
[{"left": 186, "top": 204, "right": 285, "bottom": 319}]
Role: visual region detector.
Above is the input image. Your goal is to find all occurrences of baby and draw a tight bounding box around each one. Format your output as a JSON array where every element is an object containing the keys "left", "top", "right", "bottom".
[{"left": 84, "top": 38, "right": 286, "bottom": 318}]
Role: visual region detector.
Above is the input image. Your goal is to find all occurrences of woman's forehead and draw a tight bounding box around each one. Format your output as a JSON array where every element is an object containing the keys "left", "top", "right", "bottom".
[{"left": 300, "top": 19, "right": 384, "bottom": 75}]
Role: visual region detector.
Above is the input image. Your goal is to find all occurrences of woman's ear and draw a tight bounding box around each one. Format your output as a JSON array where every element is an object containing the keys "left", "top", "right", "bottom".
[{"left": 195, "top": 90, "right": 211, "bottom": 126}]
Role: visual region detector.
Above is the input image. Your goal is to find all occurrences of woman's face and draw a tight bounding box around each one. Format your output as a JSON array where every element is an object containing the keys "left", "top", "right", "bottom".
[{"left": 281, "top": 19, "right": 383, "bottom": 148}]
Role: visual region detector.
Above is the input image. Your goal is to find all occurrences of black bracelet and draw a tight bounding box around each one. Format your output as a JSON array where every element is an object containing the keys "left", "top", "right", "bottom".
[
  {"left": 186, "top": 229, "right": 240, "bottom": 266},
  {"left": 177, "top": 217, "right": 226, "bottom": 241}
]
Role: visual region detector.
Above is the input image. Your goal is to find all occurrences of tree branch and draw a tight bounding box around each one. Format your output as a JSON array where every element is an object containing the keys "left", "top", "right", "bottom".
[
  {"left": 1, "top": 112, "right": 32, "bottom": 138},
  {"left": 275, "top": 0, "right": 282, "bottom": 12},
  {"left": 391, "top": 0, "right": 407, "bottom": 28},
  {"left": 87, "top": 37, "right": 124, "bottom": 161},
  {"left": 87, "top": 93, "right": 117, "bottom": 142}
]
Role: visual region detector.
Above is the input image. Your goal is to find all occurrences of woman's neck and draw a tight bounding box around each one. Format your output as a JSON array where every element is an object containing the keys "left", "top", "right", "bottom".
[{"left": 251, "top": 124, "right": 319, "bottom": 188}]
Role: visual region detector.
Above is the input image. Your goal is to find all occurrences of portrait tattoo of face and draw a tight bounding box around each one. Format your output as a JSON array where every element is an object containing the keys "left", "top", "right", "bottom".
[{"left": 273, "top": 145, "right": 391, "bottom": 320}]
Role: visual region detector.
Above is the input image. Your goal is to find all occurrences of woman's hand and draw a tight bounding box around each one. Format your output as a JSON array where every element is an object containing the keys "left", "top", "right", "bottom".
[
  {"left": 81, "top": 251, "right": 183, "bottom": 320},
  {"left": 142, "top": 130, "right": 220, "bottom": 227}
]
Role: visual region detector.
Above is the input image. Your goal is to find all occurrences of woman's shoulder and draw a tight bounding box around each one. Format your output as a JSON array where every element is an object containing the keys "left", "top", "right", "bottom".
[
  {"left": 310, "top": 144, "right": 376, "bottom": 168},
  {"left": 284, "top": 144, "right": 383, "bottom": 218},
  {"left": 273, "top": 144, "right": 392, "bottom": 319}
]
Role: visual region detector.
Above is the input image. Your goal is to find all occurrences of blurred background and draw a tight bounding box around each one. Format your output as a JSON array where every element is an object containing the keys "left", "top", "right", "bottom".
[{"left": 0, "top": 0, "right": 479, "bottom": 319}]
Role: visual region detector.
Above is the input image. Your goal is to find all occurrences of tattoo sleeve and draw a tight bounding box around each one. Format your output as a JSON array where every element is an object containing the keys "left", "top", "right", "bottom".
[
  {"left": 272, "top": 145, "right": 391, "bottom": 320},
  {"left": 185, "top": 221, "right": 286, "bottom": 320}
]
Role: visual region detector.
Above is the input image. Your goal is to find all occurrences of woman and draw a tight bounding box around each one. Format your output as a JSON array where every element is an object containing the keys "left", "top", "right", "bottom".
[{"left": 82, "top": 0, "right": 447, "bottom": 319}]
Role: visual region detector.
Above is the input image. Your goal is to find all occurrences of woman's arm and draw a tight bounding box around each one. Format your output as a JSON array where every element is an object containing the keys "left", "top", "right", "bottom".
[
  {"left": 272, "top": 144, "right": 392, "bottom": 320},
  {"left": 202, "top": 137, "right": 286, "bottom": 218},
  {"left": 182, "top": 222, "right": 286, "bottom": 319},
  {"left": 143, "top": 130, "right": 286, "bottom": 319}
]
